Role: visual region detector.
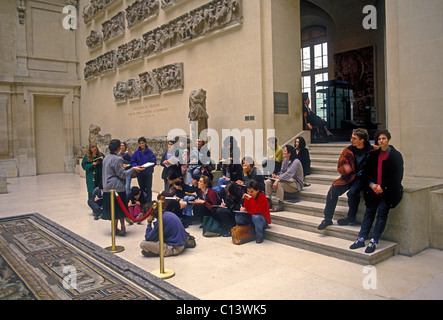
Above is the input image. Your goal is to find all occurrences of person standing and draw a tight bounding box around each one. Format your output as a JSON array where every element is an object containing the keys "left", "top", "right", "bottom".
[
  {"left": 118, "top": 141, "right": 132, "bottom": 197},
  {"left": 318, "top": 129, "right": 374, "bottom": 230},
  {"left": 350, "top": 130, "right": 404, "bottom": 253},
  {"left": 82, "top": 144, "right": 104, "bottom": 200},
  {"left": 102, "top": 139, "right": 145, "bottom": 236},
  {"left": 130, "top": 137, "right": 156, "bottom": 202}
]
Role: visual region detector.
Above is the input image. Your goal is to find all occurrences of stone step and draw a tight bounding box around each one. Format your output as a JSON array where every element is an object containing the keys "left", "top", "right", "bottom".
[
  {"left": 309, "top": 143, "right": 348, "bottom": 152},
  {"left": 272, "top": 198, "right": 348, "bottom": 218},
  {"left": 311, "top": 165, "right": 340, "bottom": 176},
  {"left": 295, "top": 184, "right": 349, "bottom": 207},
  {"left": 309, "top": 149, "right": 342, "bottom": 159},
  {"left": 264, "top": 224, "right": 398, "bottom": 265},
  {"left": 311, "top": 157, "right": 338, "bottom": 168},
  {"left": 270, "top": 210, "right": 359, "bottom": 240},
  {"left": 305, "top": 174, "right": 338, "bottom": 186}
]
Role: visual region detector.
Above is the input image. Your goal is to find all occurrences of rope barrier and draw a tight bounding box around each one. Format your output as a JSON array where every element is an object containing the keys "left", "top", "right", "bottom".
[{"left": 114, "top": 191, "right": 155, "bottom": 223}]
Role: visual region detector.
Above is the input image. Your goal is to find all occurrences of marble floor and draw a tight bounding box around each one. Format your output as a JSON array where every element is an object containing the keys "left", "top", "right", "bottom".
[{"left": 1, "top": 173, "right": 443, "bottom": 300}]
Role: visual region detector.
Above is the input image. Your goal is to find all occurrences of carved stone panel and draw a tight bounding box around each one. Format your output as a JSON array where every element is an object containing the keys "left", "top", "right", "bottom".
[
  {"left": 139, "top": 71, "right": 161, "bottom": 96},
  {"left": 139, "top": 63, "right": 183, "bottom": 97},
  {"left": 116, "top": 38, "right": 144, "bottom": 67},
  {"left": 141, "top": 0, "right": 243, "bottom": 56},
  {"left": 82, "top": 0, "right": 120, "bottom": 24},
  {"left": 82, "top": 0, "right": 105, "bottom": 24},
  {"left": 86, "top": 30, "right": 103, "bottom": 50},
  {"left": 84, "top": 50, "right": 115, "bottom": 80},
  {"left": 113, "top": 78, "right": 141, "bottom": 101},
  {"left": 126, "top": 0, "right": 160, "bottom": 28},
  {"left": 102, "top": 11, "right": 126, "bottom": 42}
]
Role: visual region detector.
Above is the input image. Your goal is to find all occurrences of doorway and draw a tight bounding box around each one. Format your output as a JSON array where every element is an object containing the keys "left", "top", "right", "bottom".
[
  {"left": 34, "top": 96, "right": 65, "bottom": 174},
  {"left": 300, "top": 0, "right": 386, "bottom": 142}
]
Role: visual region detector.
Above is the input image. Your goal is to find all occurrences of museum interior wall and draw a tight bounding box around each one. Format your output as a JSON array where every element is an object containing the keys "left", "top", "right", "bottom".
[
  {"left": 385, "top": 0, "right": 443, "bottom": 180},
  {"left": 77, "top": 0, "right": 273, "bottom": 158},
  {"left": 0, "top": 0, "right": 81, "bottom": 178},
  {"left": 0, "top": 0, "right": 442, "bottom": 252}
]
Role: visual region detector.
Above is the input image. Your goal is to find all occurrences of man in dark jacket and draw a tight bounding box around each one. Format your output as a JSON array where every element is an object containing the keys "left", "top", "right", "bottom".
[
  {"left": 130, "top": 137, "right": 156, "bottom": 202},
  {"left": 350, "top": 130, "right": 404, "bottom": 253},
  {"left": 318, "top": 129, "right": 375, "bottom": 230}
]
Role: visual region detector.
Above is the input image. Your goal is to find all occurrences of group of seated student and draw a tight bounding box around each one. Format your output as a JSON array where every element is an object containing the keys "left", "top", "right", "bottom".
[{"left": 155, "top": 154, "right": 271, "bottom": 244}]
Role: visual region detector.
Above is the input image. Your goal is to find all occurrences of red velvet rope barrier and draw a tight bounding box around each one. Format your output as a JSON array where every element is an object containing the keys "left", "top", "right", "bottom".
[{"left": 114, "top": 192, "right": 155, "bottom": 222}]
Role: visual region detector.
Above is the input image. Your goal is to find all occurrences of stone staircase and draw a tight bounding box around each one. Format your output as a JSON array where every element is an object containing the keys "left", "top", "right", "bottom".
[{"left": 264, "top": 143, "right": 398, "bottom": 265}]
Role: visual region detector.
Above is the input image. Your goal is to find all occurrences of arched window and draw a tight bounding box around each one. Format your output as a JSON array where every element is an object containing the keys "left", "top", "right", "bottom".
[{"left": 301, "top": 26, "right": 328, "bottom": 120}]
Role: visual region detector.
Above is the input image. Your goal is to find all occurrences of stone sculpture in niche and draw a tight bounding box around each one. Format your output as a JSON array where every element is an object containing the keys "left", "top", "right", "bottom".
[
  {"left": 86, "top": 30, "right": 103, "bottom": 50},
  {"left": 102, "top": 11, "right": 126, "bottom": 41},
  {"left": 126, "top": 0, "right": 160, "bottom": 28},
  {"left": 188, "top": 89, "right": 208, "bottom": 137}
]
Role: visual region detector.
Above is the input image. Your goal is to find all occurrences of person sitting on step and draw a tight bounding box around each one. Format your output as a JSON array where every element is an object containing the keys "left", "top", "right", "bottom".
[
  {"left": 237, "top": 180, "right": 272, "bottom": 244},
  {"left": 264, "top": 145, "right": 304, "bottom": 212},
  {"left": 317, "top": 129, "right": 374, "bottom": 231}
]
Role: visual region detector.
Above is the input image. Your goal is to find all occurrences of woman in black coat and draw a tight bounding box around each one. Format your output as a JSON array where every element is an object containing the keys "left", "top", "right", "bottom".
[
  {"left": 350, "top": 130, "right": 404, "bottom": 253},
  {"left": 294, "top": 136, "right": 311, "bottom": 176}
]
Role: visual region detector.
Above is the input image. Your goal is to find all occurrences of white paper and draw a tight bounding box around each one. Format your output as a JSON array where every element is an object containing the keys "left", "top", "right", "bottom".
[{"left": 142, "top": 162, "right": 155, "bottom": 168}]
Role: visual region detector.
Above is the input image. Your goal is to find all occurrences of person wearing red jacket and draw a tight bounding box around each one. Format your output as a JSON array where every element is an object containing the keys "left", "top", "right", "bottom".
[
  {"left": 238, "top": 180, "right": 271, "bottom": 243},
  {"left": 318, "top": 129, "right": 375, "bottom": 230},
  {"left": 192, "top": 175, "right": 221, "bottom": 224}
]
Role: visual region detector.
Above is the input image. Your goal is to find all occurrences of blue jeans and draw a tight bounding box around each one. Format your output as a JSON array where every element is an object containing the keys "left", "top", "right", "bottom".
[
  {"left": 182, "top": 195, "right": 195, "bottom": 216},
  {"left": 323, "top": 176, "right": 364, "bottom": 221},
  {"left": 125, "top": 175, "right": 132, "bottom": 197},
  {"left": 358, "top": 196, "right": 390, "bottom": 243},
  {"left": 235, "top": 212, "right": 268, "bottom": 240}
]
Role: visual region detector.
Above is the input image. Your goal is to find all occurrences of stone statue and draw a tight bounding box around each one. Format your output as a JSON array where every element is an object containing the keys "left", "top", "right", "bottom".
[{"left": 188, "top": 89, "right": 208, "bottom": 137}]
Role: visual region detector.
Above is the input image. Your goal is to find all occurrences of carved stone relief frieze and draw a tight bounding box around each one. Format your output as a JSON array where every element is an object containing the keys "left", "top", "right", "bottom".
[
  {"left": 139, "top": 63, "right": 183, "bottom": 96},
  {"left": 142, "top": 0, "right": 243, "bottom": 56},
  {"left": 84, "top": 50, "right": 115, "bottom": 80},
  {"left": 113, "top": 78, "right": 141, "bottom": 101},
  {"left": 86, "top": 30, "right": 103, "bottom": 50},
  {"left": 126, "top": 0, "right": 160, "bottom": 28},
  {"left": 82, "top": 0, "right": 118, "bottom": 24},
  {"left": 102, "top": 11, "right": 125, "bottom": 42},
  {"left": 116, "top": 38, "right": 144, "bottom": 67},
  {"left": 83, "top": 0, "right": 242, "bottom": 81},
  {"left": 114, "top": 63, "right": 183, "bottom": 101},
  {"left": 160, "top": 0, "right": 182, "bottom": 10},
  {"left": 82, "top": 0, "right": 104, "bottom": 24}
]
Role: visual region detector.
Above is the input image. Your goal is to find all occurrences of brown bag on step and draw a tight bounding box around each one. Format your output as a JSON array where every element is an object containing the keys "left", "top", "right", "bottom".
[{"left": 231, "top": 224, "right": 255, "bottom": 245}]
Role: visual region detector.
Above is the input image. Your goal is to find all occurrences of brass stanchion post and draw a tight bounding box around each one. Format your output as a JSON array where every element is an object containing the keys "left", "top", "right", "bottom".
[
  {"left": 105, "top": 190, "right": 125, "bottom": 253},
  {"left": 151, "top": 200, "right": 175, "bottom": 279}
]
